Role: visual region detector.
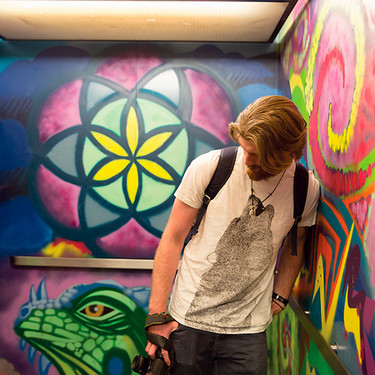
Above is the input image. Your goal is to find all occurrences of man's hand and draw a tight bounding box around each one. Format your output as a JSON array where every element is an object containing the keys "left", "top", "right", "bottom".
[
  {"left": 145, "top": 321, "right": 179, "bottom": 366},
  {"left": 271, "top": 300, "right": 286, "bottom": 316}
]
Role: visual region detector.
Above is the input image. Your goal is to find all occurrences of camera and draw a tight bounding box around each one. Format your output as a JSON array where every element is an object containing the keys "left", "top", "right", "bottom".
[{"left": 131, "top": 348, "right": 170, "bottom": 375}]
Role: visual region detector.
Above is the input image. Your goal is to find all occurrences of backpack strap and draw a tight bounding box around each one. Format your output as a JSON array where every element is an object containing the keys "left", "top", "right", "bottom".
[
  {"left": 290, "top": 162, "right": 309, "bottom": 255},
  {"left": 185, "top": 146, "right": 238, "bottom": 244}
]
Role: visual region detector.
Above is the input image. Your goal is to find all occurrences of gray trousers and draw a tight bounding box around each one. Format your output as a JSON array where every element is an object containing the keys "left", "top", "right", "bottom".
[{"left": 169, "top": 324, "right": 268, "bottom": 375}]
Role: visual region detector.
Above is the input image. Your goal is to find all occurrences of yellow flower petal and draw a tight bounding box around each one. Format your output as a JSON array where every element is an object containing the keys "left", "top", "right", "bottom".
[
  {"left": 137, "top": 132, "right": 173, "bottom": 157},
  {"left": 127, "top": 163, "right": 139, "bottom": 203},
  {"left": 138, "top": 159, "right": 173, "bottom": 181},
  {"left": 127, "top": 107, "right": 139, "bottom": 155},
  {"left": 91, "top": 131, "right": 128, "bottom": 157},
  {"left": 94, "top": 159, "right": 130, "bottom": 181}
]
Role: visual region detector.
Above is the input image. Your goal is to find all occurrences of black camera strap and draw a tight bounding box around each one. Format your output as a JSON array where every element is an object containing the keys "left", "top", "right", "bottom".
[{"left": 144, "top": 313, "right": 175, "bottom": 351}]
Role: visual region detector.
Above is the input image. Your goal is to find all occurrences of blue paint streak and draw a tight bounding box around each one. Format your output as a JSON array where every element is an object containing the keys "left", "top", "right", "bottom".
[
  {"left": 0, "top": 119, "right": 30, "bottom": 170},
  {"left": 0, "top": 196, "right": 52, "bottom": 255}
]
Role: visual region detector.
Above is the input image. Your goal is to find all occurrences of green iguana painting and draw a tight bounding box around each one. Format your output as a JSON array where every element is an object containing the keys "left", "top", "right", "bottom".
[{"left": 14, "top": 279, "right": 150, "bottom": 375}]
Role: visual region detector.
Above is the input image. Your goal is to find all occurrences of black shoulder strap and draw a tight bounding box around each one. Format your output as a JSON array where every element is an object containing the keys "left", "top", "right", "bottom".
[
  {"left": 290, "top": 162, "right": 309, "bottom": 255},
  {"left": 185, "top": 146, "right": 238, "bottom": 244},
  {"left": 204, "top": 146, "right": 238, "bottom": 199}
]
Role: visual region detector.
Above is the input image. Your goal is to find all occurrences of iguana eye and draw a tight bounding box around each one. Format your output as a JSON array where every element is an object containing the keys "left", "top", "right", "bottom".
[{"left": 80, "top": 304, "right": 113, "bottom": 317}]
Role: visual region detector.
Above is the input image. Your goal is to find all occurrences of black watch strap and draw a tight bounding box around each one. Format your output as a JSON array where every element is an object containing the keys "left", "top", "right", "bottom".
[{"left": 272, "top": 293, "right": 289, "bottom": 306}]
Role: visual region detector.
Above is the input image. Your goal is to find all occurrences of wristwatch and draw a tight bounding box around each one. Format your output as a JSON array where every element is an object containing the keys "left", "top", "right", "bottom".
[{"left": 272, "top": 293, "right": 289, "bottom": 306}]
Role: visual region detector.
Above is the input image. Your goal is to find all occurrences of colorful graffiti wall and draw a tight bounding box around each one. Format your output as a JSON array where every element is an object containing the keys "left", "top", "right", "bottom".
[
  {"left": 3, "top": 0, "right": 374, "bottom": 372},
  {"left": 0, "top": 41, "right": 286, "bottom": 260},
  {"left": 0, "top": 260, "right": 151, "bottom": 375},
  {"left": 267, "top": 0, "right": 375, "bottom": 374},
  {"left": 0, "top": 41, "right": 287, "bottom": 374}
]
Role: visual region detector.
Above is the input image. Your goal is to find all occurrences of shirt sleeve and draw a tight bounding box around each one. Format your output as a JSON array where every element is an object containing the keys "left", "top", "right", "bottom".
[
  {"left": 174, "top": 150, "right": 221, "bottom": 209},
  {"left": 298, "top": 171, "right": 320, "bottom": 227}
]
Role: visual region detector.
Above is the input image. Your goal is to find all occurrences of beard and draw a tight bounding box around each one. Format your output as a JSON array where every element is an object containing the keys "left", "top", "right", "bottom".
[{"left": 246, "top": 165, "right": 274, "bottom": 181}]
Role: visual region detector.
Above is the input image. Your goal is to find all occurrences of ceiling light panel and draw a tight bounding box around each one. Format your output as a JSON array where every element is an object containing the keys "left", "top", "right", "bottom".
[{"left": 0, "top": 1, "right": 291, "bottom": 42}]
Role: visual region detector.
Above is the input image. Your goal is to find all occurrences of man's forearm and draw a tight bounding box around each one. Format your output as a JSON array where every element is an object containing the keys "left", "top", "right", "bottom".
[
  {"left": 148, "top": 238, "right": 182, "bottom": 313},
  {"left": 273, "top": 227, "right": 308, "bottom": 300},
  {"left": 273, "top": 247, "right": 304, "bottom": 299},
  {"left": 148, "top": 198, "right": 199, "bottom": 313}
]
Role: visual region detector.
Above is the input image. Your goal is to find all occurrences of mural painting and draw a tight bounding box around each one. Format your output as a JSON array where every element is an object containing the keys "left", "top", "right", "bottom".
[
  {"left": 267, "top": 305, "right": 337, "bottom": 375},
  {"left": 272, "top": 0, "right": 375, "bottom": 374},
  {"left": 0, "top": 42, "right": 284, "bottom": 259},
  {"left": 0, "top": 42, "right": 284, "bottom": 374},
  {"left": 15, "top": 279, "right": 148, "bottom": 375},
  {"left": 0, "top": 260, "right": 151, "bottom": 375}
]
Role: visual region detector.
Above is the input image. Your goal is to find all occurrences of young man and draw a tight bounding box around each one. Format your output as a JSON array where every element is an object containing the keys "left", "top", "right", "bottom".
[{"left": 145, "top": 96, "right": 320, "bottom": 374}]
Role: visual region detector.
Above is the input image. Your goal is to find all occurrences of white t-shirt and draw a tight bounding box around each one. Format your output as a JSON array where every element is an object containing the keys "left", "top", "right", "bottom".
[{"left": 169, "top": 147, "right": 320, "bottom": 334}]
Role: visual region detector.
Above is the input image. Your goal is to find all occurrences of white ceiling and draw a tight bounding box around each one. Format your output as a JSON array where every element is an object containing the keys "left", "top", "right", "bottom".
[{"left": 0, "top": 1, "right": 297, "bottom": 43}]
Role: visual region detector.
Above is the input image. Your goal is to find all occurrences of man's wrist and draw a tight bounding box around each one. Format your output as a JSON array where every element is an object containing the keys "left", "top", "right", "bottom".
[
  {"left": 272, "top": 299, "right": 284, "bottom": 309},
  {"left": 148, "top": 311, "right": 168, "bottom": 317},
  {"left": 148, "top": 305, "right": 168, "bottom": 315}
]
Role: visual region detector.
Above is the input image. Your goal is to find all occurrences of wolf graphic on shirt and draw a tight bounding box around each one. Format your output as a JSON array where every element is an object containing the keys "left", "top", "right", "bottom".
[{"left": 185, "top": 195, "right": 274, "bottom": 331}]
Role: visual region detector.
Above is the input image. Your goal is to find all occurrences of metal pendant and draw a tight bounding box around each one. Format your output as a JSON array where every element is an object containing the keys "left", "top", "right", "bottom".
[
  {"left": 249, "top": 196, "right": 264, "bottom": 217},
  {"left": 249, "top": 195, "right": 257, "bottom": 216},
  {"left": 249, "top": 204, "right": 257, "bottom": 216}
]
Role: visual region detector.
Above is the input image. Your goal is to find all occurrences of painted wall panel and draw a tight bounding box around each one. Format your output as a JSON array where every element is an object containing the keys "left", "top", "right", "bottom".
[
  {"left": 267, "top": 306, "right": 337, "bottom": 375},
  {"left": 266, "top": 0, "right": 375, "bottom": 374},
  {"left": 0, "top": 41, "right": 286, "bottom": 374},
  {"left": 0, "top": 42, "right": 284, "bottom": 259},
  {"left": 0, "top": 260, "right": 151, "bottom": 375}
]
